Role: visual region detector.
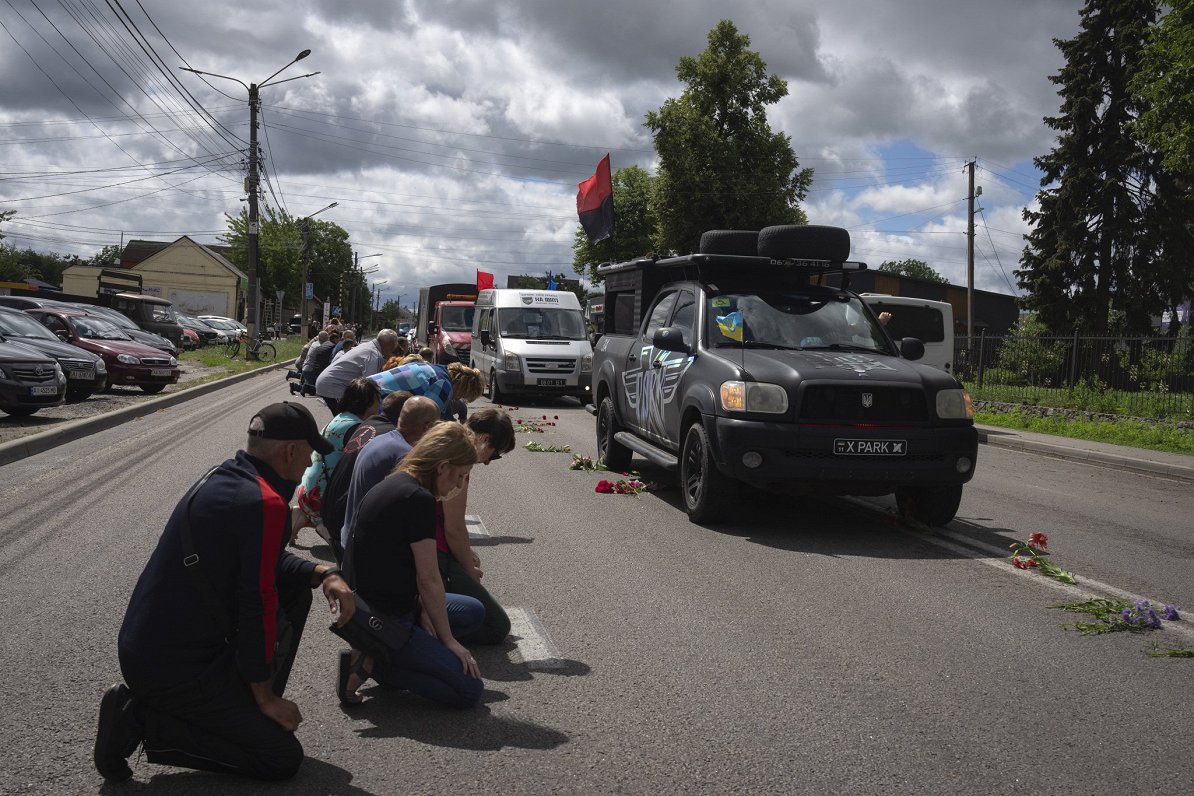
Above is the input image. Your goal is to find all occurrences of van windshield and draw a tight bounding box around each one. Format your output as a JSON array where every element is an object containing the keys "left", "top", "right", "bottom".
[
  {"left": 707, "top": 290, "right": 894, "bottom": 353},
  {"left": 497, "top": 307, "right": 586, "bottom": 340}
]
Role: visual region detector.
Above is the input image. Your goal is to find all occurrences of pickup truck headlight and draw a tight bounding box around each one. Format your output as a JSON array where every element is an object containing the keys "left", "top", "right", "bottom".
[
  {"left": 936, "top": 389, "right": 974, "bottom": 419},
  {"left": 580, "top": 352, "right": 593, "bottom": 373},
  {"left": 719, "top": 381, "right": 789, "bottom": 414},
  {"left": 501, "top": 352, "right": 521, "bottom": 372},
  {"left": 117, "top": 353, "right": 141, "bottom": 365}
]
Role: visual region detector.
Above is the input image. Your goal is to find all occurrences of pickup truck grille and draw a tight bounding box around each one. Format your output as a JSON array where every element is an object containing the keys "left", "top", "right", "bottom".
[
  {"left": 11, "top": 364, "right": 57, "bottom": 383},
  {"left": 525, "top": 357, "right": 576, "bottom": 374},
  {"left": 798, "top": 385, "right": 928, "bottom": 422}
]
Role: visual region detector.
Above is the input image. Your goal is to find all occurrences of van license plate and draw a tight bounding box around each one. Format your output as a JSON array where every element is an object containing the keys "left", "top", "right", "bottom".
[
  {"left": 150, "top": 368, "right": 173, "bottom": 377},
  {"left": 30, "top": 385, "right": 58, "bottom": 396},
  {"left": 537, "top": 378, "right": 566, "bottom": 387},
  {"left": 834, "top": 438, "right": 907, "bottom": 456}
]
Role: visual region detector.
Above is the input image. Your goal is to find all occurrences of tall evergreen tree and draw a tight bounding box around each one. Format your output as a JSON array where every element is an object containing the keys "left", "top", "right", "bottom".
[
  {"left": 1017, "top": 0, "right": 1159, "bottom": 335},
  {"left": 646, "top": 20, "right": 812, "bottom": 255}
]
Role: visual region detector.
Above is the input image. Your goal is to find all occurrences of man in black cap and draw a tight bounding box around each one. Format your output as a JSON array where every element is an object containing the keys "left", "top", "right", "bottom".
[{"left": 94, "top": 401, "right": 356, "bottom": 782}]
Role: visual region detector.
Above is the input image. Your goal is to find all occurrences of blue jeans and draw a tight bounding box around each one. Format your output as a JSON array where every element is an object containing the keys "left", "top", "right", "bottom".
[
  {"left": 445, "top": 592, "right": 485, "bottom": 638},
  {"left": 370, "top": 596, "right": 484, "bottom": 708}
]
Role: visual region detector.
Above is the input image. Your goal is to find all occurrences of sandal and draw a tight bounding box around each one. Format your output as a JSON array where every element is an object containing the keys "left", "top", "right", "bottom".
[{"left": 337, "top": 650, "right": 371, "bottom": 705}]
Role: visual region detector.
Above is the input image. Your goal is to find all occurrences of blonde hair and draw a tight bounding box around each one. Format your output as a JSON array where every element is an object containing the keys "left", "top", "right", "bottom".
[
  {"left": 396, "top": 421, "right": 478, "bottom": 496},
  {"left": 446, "top": 362, "right": 483, "bottom": 402}
]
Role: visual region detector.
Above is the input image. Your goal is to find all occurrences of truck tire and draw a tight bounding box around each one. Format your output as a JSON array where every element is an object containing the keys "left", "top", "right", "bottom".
[
  {"left": 679, "top": 422, "right": 736, "bottom": 524},
  {"left": 896, "top": 484, "right": 963, "bottom": 526},
  {"left": 756, "top": 225, "right": 851, "bottom": 262},
  {"left": 698, "top": 230, "right": 759, "bottom": 256},
  {"left": 597, "top": 396, "right": 632, "bottom": 472}
]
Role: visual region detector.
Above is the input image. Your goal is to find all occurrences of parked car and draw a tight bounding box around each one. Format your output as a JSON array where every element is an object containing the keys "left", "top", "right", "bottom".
[
  {"left": 176, "top": 313, "right": 228, "bottom": 346},
  {"left": 0, "top": 307, "right": 107, "bottom": 401},
  {"left": 179, "top": 326, "right": 200, "bottom": 350},
  {"left": 197, "top": 316, "right": 244, "bottom": 339},
  {"left": 289, "top": 314, "right": 303, "bottom": 334},
  {"left": 59, "top": 303, "right": 179, "bottom": 357},
  {"left": 24, "top": 308, "right": 180, "bottom": 394},
  {"left": 0, "top": 338, "right": 66, "bottom": 417}
]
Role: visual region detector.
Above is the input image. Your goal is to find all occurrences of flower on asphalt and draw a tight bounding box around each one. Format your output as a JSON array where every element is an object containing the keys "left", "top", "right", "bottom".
[
  {"left": 1029, "top": 532, "right": 1048, "bottom": 550},
  {"left": 1161, "top": 604, "right": 1181, "bottom": 621},
  {"left": 595, "top": 480, "right": 614, "bottom": 493},
  {"left": 1012, "top": 556, "right": 1026, "bottom": 569}
]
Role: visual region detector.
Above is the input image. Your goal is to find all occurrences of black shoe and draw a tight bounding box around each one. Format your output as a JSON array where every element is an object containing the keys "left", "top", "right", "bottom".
[
  {"left": 289, "top": 382, "right": 300, "bottom": 395},
  {"left": 94, "top": 683, "right": 141, "bottom": 782}
]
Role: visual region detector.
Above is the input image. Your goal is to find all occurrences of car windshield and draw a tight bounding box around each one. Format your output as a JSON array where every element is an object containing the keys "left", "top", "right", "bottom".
[
  {"left": 706, "top": 290, "right": 894, "bottom": 353},
  {"left": 202, "top": 318, "right": 238, "bottom": 331},
  {"left": 72, "top": 316, "right": 132, "bottom": 341},
  {"left": 439, "top": 306, "right": 475, "bottom": 332},
  {"left": 0, "top": 311, "right": 59, "bottom": 340},
  {"left": 83, "top": 307, "right": 138, "bottom": 330},
  {"left": 497, "top": 307, "right": 587, "bottom": 340}
]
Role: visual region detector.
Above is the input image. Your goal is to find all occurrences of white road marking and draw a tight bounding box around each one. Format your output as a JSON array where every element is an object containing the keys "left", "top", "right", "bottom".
[
  {"left": 506, "top": 607, "right": 565, "bottom": 669},
  {"left": 465, "top": 514, "right": 490, "bottom": 538}
]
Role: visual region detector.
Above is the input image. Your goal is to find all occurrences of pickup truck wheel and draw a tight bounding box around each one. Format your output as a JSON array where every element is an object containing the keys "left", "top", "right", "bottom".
[
  {"left": 680, "top": 422, "right": 735, "bottom": 524},
  {"left": 597, "top": 397, "right": 632, "bottom": 472},
  {"left": 895, "top": 484, "right": 963, "bottom": 526},
  {"left": 756, "top": 225, "right": 851, "bottom": 262}
]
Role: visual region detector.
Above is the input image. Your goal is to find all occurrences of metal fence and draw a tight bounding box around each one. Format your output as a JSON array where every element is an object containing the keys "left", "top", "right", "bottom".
[{"left": 955, "top": 334, "right": 1194, "bottom": 418}]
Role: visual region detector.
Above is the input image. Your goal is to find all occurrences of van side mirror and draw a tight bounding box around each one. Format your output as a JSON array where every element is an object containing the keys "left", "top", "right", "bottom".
[
  {"left": 652, "top": 326, "right": 691, "bottom": 354},
  {"left": 900, "top": 337, "right": 925, "bottom": 361},
  {"left": 479, "top": 329, "right": 492, "bottom": 347}
]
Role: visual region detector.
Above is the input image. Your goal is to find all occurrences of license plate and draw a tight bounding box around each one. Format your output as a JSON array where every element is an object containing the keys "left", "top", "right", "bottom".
[
  {"left": 30, "top": 385, "right": 58, "bottom": 396},
  {"left": 834, "top": 438, "right": 907, "bottom": 456},
  {"left": 537, "top": 378, "right": 566, "bottom": 387},
  {"left": 68, "top": 370, "right": 92, "bottom": 380},
  {"left": 150, "top": 368, "right": 173, "bottom": 377}
]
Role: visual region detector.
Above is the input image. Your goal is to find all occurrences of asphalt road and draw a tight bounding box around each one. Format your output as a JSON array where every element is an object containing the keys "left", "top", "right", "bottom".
[{"left": 1, "top": 372, "right": 1191, "bottom": 794}]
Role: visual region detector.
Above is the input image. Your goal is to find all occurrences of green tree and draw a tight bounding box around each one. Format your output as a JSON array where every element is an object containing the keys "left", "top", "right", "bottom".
[
  {"left": 222, "top": 207, "right": 352, "bottom": 314},
  {"left": 878, "top": 258, "right": 948, "bottom": 284},
  {"left": 572, "top": 165, "right": 657, "bottom": 283},
  {"left": 1017, "top": 0, "right": 1159, "bottom": 336},
  {"left": 84, "top": 245, "right": 120, "bottom": 269},
  {"left": 645, "top": 20, "right": 812, "bottom": 255},
  {"left": 1132, "top": 0, "right": 1194, "bottom": 174}
]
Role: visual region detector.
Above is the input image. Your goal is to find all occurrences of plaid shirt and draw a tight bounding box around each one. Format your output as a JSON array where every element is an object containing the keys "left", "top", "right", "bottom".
[{"left": 368, "top": 362, "right": 452, "bottom": 416}]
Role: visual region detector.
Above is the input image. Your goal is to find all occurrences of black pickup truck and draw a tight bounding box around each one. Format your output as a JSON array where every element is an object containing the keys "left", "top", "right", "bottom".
[{"left": 588, "top": 225, "right": 977, "bottom": 526}]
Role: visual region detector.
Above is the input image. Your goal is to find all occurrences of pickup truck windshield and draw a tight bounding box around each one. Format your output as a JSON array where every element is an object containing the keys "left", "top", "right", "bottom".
[
  {"left": 497, "top": 307, "right": 586, "bottom": 340},
  {"left": 707, "top": 291, "right": 893, "bottom": 353}
]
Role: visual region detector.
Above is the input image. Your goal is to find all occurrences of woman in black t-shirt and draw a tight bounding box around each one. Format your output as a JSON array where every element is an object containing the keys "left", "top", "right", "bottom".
[{"left": 339, "top": 421, "right": 483, "bottom": 707}]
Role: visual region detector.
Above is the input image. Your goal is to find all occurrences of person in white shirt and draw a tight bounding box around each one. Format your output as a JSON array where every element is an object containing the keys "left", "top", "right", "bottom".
[{"left": 315, "top": 329, "right": 400, "bottom": 415}]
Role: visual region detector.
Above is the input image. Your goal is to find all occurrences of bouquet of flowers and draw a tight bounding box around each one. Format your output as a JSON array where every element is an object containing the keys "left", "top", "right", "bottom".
[
  {"left": 1009, "top": 532, "right": 1076, "bottom": 584},
  {"left": 595, "top": 478, "right": 651, "bottom": 495},
  {"left": 525, "top": 441, "right": 571, "bottom": 453},
  {"left": 569, "top": 454, "right": 604, "bottom": 471}
]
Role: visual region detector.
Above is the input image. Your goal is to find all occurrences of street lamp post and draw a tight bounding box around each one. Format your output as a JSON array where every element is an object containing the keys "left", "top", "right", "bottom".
[
  {"left": 300, "top": 201, "right": 338, "bottom": 337},
  {"left": 181, "top": 51, "right": 320, "bottom": 358},
  {"left": 351, "top": 252, "right": 382, "bottom": 325}
]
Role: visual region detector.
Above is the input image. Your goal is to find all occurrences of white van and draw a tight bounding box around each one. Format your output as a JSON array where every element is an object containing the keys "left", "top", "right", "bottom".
[
  {"left": 860, "top": 294, "right": 955, "bottom": 374},
  {"left": 471, "top": 289, "right": 593, "bottom": 402}
]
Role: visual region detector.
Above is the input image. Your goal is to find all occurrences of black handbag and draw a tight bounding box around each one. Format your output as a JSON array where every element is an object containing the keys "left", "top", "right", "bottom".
[{"left": 328, "top": 593, "right": 413, "bottom": 665}]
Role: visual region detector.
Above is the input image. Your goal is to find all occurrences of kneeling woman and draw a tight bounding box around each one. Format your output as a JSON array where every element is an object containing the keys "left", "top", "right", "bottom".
[{"left": 340, "top": 421, "right": 483, "bottom": 707}]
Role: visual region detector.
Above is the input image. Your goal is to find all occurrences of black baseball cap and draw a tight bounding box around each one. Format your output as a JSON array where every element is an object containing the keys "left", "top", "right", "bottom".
[{"left": 249, "top": 401, "right": 333, "bottom": 455}]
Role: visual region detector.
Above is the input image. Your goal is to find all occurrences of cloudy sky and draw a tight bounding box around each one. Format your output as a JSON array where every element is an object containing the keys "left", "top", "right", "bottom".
[{"left": 0, "top": 0, "right": 1086, "bottom": 310}]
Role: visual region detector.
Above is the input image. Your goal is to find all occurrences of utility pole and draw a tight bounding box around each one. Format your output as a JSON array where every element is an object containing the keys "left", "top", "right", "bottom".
[
  {"left": 966, "top": 159, "right": 976, "bottom": 342},
  {"left": 247, "top": 83, "right": 260, "bottom": 354},
  {"left": 299, "top": 201, "right": 337, "bottom": 336}
]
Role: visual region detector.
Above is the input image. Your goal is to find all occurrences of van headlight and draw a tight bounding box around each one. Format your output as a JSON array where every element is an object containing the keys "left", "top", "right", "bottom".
[
  {"left": 719, "top": 381, "right": 789, "bottom": 414},
  {"left": 936, "top": 389, "right": 974, "bottom": 419},
  {"left": 117, "top": 353, "right": 141, "bottom": 365},
  {"left": 580, "top": 352, "right": 593, "bottom": 373},
  {"left": 501, "top": 352, "right": 521, "bottom": 372}
]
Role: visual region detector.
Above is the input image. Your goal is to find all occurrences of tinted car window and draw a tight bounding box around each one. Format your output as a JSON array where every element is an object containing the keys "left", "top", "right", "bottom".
[
  {"left": 0, "top": 310, "right": 58, "bottom": 340},
  {"left": 642, "top": 292, "right": 678, "bottom": 339},
  {"left": 866, "top": 302, "right": 945, "bottom": 343},
  {"left": 73, "top": 316, "right": 131, "bottom": 340}
]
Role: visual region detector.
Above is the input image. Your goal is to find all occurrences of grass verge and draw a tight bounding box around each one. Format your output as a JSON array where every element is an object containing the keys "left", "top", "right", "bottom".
[
  {"left": 975, "top": 408, "right": 1194, "bottom": 456},
  {"left": 180, "top": 337, "right": 304, "bottom": 375}
]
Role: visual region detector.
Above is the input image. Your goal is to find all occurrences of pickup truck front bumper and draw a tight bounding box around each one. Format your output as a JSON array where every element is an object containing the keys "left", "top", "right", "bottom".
[{"left": 708, "top": 415, "right": 977, "bottom": 493}]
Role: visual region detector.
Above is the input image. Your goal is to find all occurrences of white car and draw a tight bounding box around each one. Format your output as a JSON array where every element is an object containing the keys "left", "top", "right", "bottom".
[{"left": 199, "top": 315, "right": 247, "bottom": 333}]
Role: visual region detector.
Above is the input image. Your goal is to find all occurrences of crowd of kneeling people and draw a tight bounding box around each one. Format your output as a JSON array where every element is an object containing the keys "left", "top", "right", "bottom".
[{"left": 93, "top": 328, "right": 518, "bottom": 782}]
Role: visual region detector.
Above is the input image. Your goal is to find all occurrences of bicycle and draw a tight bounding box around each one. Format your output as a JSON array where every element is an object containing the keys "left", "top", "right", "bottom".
[{"left": 224, "top": 330, "right": 277, "bottom": 362}]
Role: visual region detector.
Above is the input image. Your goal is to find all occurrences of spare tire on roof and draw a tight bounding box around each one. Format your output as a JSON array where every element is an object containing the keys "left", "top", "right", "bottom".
[
  {"left": 698, "top": 229, "right": 759, "bottom": 256},
  {"left": 757, "top": 225, "right": 851, "bottom": 262}
]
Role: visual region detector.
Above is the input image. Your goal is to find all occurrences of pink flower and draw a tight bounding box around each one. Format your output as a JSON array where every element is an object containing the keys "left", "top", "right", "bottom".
[
  {"left": 1029, "top": 532, "right": 1048, "bottom": 550},
  {"left": 595, "top": 480, "right": 614, "bottom": 493},
  {"left": 1012, "top": 556, "right": 1026, "bottom": 569}
]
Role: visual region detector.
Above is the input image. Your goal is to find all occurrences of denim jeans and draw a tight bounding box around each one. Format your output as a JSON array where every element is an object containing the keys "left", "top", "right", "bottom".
[{"left": 370, "top": 598, "right": 484, "bottom": 708}]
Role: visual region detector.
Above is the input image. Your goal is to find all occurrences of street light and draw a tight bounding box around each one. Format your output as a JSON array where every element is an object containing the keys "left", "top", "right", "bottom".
[
  {"left": 180, "top": 50, "right": 320, "bottom": 358},
  {"left": 350, "top": 253, "right": 382, "bottom": 324},
  {"left": 299, "top": 201, "right": 338, "bottom": 336}
]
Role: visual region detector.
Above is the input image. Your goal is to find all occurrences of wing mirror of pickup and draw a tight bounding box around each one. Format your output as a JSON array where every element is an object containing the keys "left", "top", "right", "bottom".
[
  {"left": 900, "top": 337, "right": 925, "bottom": 361},
  {"left": 652, "top": 326, "right": 691, "bottom": 354}
]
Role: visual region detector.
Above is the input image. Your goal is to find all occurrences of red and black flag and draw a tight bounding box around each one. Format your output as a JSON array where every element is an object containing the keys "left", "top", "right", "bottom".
[{"left": 576, "top": 154, "right": 614, "bottom": 244}]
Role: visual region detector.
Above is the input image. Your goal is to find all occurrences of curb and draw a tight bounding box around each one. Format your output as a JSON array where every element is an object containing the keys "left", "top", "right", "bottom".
[
  {"left": 0, "top": 360, "right": 292, "bottom": 468},
  {"left": 976, "top": 428, "right": 1194, "bottom": 483}
]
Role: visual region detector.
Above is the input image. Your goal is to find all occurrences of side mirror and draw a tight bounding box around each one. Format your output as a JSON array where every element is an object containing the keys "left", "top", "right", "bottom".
[
  {"left": 479, "top": 329, "right": 492, "bottom": 347},
  {"left": 652, "top": 326, "right": 691, "bottom": 354},
  {"left": 55, "top": 330, "right": 71, "bottom": 341},
  {"left": 900, "top": 337, "right": 925, "bottom": 361}
]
